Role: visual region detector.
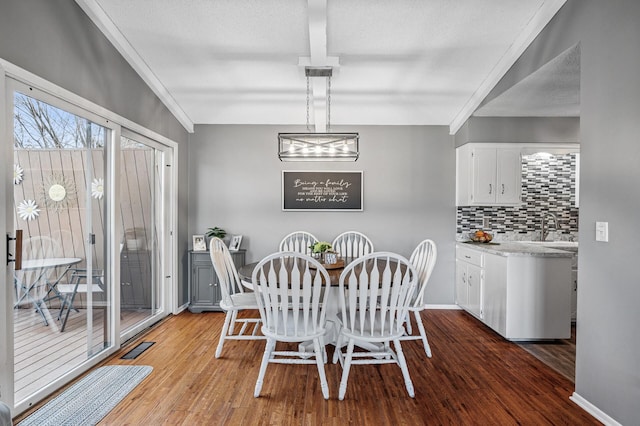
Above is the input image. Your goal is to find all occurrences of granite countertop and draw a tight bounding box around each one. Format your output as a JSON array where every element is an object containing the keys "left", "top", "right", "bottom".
[{"left": 457, "top": 241, "right": 576, "bottom": 258}]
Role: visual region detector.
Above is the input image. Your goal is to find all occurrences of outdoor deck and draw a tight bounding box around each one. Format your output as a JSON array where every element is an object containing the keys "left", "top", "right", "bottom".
[{"left": 14, "top": 306, "right": 150, "bottom": 403}]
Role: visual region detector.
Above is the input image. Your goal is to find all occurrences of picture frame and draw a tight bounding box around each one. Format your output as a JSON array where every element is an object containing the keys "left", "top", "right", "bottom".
[
  {"left": 282, "top": 170, "right": 363, "bottom": 211},
  {"left": 192, "top": 235, "right": 207, "bottom": 251},
  {"left": 229, "top": 235, "right": 243, "bottom": 251}
]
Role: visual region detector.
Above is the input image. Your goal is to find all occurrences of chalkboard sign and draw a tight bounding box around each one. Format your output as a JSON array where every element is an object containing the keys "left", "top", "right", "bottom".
[{"left": 282, "top": 171, "right": 363, "bottom": 211}]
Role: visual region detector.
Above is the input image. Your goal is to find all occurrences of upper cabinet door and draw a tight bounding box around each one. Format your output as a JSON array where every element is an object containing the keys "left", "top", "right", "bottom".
[
  {"left": 471, "top": 148, "right": 498, "bottom": 204},
  {"left": 495, "top": 149, "right": 522, "bottom": 204}
]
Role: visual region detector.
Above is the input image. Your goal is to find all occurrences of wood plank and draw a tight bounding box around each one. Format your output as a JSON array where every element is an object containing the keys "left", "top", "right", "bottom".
[
  {"left": 15, "top": 310, "right": 599, "bottom": 425},
  {"left": 13, "top": 307, "right": 154, "bottom": 403}
]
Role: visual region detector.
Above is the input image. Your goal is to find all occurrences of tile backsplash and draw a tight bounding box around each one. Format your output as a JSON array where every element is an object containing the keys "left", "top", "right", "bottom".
[{"left": 457, "top": 153, "right": 579, "bottom": 241}]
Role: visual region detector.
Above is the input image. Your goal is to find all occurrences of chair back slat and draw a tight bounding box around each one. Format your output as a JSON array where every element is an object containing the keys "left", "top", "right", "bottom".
[
  {"left": 252, "top": 252, "right": 329, "bottom": 339},
  {"left": 409, "top": 239, "right": 437, "bottom": 308},
  {"left": 210, "top": 238, "right": 245, "bottom": 308},
  {"left": 338, "top": 252, "right": 417, "bottom": 339},
  {"left": 279, "top": 231, "right": 319, "bottom": 255},
  {"left": 332, "top": 231, "right": 374, "bottom": 259}
]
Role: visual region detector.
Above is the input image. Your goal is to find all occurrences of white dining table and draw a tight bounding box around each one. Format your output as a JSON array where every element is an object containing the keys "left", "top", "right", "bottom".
[{"left": 14, "top": 257, "right": 82, "bottom": 325}]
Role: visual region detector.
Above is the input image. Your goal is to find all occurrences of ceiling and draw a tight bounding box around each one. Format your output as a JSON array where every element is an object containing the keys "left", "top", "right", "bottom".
[
  {"left": 76, "top": 0, "right": 568, "bottom": 134},
  {"left": 474, "top": 44, "right": 580, "bottom": 117}
]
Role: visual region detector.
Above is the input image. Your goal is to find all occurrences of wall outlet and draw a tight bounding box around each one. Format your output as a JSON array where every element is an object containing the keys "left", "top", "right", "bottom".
[
  {"left": 483, "top": 217, "right": 490, "bottom": 228},
  {"left": 595, "top": 221, "right": 609, "bottom": 242}
]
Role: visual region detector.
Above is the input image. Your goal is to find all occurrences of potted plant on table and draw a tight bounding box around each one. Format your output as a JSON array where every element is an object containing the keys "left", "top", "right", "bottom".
[
  {"left": 310, "top": 241, "right": 336, "bottom": 264},
  {"left": 206, "top": 227, "right": 227, "bottom": 246}
]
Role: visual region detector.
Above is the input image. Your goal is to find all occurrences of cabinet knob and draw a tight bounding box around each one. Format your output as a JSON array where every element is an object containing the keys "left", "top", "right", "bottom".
[{"left": 209, "top": 283, "right": 213, "bottom": 287}]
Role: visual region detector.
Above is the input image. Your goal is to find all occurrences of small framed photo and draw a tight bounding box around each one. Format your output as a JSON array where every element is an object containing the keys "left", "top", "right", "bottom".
[
  {"left": 193, "top": 235, "right": 206, "bottom": 251},
  {"left": 229, "top": 235, "right": 243, "bottom": 251}
]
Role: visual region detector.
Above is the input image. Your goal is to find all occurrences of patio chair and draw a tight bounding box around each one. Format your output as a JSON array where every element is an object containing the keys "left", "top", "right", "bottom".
[
  {"left": 56, "top": 268, "right": 105, "bottom": 332},
  {"left": 14, "top": 236, "right": 63, "bottom": 325}
]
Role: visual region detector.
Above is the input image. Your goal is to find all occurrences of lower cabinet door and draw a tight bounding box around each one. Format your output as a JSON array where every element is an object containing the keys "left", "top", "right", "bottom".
[
  {"left": 192, "top": 263, "right": 216, "bottom": 306},
  {"left": 466, "top": 263, "right": 483, "bottom": 319},
  {"left": 455, "top": 260, "right": 468, "bottom": 307}
]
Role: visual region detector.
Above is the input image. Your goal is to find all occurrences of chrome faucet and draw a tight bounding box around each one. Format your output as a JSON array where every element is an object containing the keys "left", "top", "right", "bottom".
[{"left": 540, "top": 212, "right": 558, "bottom": 241}]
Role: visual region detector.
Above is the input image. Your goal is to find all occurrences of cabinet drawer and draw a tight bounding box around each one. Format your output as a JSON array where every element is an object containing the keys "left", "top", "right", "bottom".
[{"left": 456, "top": 246, "right": 484, "bottom": 267}]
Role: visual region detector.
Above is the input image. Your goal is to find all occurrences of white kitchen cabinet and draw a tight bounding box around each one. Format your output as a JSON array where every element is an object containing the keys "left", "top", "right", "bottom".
[
  {"left": 456, "top": 144, "right": 522, "bottom": 206},
  {"left": 456, "top": 243, "right": 572, "bottom": 340},
  {"left": 455, "top": 246, "right": 484, "bottom": 319}
]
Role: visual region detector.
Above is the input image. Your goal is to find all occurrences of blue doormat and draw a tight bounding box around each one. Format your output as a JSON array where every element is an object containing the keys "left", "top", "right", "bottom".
[{"left": 18, "top": 365, "right": 152, "bottom": 426}]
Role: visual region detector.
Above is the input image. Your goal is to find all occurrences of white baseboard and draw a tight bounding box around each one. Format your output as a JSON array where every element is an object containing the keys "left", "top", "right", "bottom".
[
  {"left": 570, "top": 392, "right": 621, "bottom": 426},
  {"left": 425, "top": 304, "right": 461, "bottom": 310}
]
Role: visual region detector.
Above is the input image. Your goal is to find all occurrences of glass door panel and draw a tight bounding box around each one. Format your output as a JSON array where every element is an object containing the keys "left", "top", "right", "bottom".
[
  {"left": 12, "top": 88, "right": 111, "bottom": 405},
  {"left": 119, "top": 131, "right": 165, "bottom": 338}
]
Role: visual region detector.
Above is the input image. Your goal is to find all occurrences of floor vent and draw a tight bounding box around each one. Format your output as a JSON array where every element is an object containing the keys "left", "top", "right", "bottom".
[{"left": 120, "top": 342, "right": 155, "bottom": 360}]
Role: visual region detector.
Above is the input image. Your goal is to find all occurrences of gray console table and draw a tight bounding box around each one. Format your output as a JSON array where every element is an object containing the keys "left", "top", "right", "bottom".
[{"left": 188, "top": 249, "right": 246, "bottom": 312}]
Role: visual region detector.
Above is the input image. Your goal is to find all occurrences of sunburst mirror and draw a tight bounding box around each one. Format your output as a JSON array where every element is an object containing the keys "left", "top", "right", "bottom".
[{"left": 39, "top": 173, "right": 77, "bottom": 212}]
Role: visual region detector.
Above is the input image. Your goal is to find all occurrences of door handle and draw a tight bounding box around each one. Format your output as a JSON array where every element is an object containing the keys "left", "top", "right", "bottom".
[{"left": 7, "top": 229, "right": 23, "bottom": 270}]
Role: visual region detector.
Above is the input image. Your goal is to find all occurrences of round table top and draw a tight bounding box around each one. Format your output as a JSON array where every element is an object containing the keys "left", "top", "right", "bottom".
[
  {"left": 21, "top": 257, "right": 82, "bottom": 270},
  {"left": 239, "top": 259, "right": 351, "bottom": 286}
]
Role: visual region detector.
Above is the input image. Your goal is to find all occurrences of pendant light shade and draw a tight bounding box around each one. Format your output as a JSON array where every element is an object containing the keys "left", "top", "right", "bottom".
[{"left": 278, "top": 133, "right": 359, "bottom": 161}]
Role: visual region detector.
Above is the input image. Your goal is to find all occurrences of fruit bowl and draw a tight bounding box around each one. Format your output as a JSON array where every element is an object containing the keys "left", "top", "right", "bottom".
[{"left": 469, "top": 231, "right": 493, "bottom": 243}]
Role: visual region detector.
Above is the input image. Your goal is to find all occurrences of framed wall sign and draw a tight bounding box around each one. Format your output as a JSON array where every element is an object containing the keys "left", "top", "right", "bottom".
[{"left": 282, "top": 170, "right": 363, "bottom": 211}]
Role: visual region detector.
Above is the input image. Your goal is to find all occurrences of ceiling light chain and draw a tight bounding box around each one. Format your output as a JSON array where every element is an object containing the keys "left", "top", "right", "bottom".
[
  {"left": 306, "top": 74, "right": 311, "bottom": 132},
  {"left": 327, "top": 75, "right": 331, "bottom": 132},
  {"left": 278, "top": 66, "right": 358, "bottom": 161}
]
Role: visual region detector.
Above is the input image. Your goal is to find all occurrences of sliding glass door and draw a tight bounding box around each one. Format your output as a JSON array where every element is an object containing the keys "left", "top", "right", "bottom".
[
  {"left": 1, "top": 71, "right": 175, "bottom": 416},
  {"left": 118, "top": 130, "right": 170, "bottom": 340},
  {"left": 10, "top": 81, "right": 113, "bottom": 407}
]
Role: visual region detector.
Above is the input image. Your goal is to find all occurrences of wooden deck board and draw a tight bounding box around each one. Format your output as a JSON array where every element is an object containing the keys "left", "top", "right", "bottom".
[{"left": 13, "top": 307, "right": 151, "bottom": 402}]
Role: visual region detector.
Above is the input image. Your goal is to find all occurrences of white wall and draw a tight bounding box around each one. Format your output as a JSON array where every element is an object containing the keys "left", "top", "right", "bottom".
[{"left": 188, "top": 124, "right": 457, "bottom": 304}]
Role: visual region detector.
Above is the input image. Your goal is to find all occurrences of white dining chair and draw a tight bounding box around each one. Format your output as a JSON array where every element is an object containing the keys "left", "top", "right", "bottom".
[
  {"left": 332, "top": 252, "right": 418, "bottom": 400},
  {"left": 252, "top": 251, "right": 331, "bottom": 399},
  {"left": 401, "top": 239, "right": 437, "bottom": 357},
  {"left": 331, "top": 231, "right": 374, "bottom": 258},
  {"left": 278, "top": 231, "right": 319, "bottom": 255},
  {"left": 210, "top": 237, "right": 265, "bottom": 358}
]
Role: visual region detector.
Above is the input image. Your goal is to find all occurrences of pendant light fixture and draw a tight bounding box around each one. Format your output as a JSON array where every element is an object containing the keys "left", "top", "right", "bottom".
[{"left": 278, "top": 67, "right": 359, "bottom": 161}]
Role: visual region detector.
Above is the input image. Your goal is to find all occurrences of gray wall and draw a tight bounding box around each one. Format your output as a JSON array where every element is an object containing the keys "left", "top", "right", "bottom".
[
  {"left": 189, "top": 124, "right": 456, "bottom": 304},
  {"left": 464, "top": 0, "right": 640, "bottom": 423},
  {"left": 0, "top": 0, "right": 190, "bottom": 304}
]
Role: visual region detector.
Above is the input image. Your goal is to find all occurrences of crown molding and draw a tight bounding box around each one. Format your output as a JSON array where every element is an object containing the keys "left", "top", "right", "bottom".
[
  {"left": 75, "top": 0, "right": 194, "bottom": 133},
  {"left": 449, "top": 0, "right": 567, "bottom": 136}
]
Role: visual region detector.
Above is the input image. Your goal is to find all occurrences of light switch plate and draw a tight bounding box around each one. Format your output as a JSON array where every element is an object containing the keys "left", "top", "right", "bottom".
[{"left": 596, "top": 221, "right": 609, "bottom": 242}]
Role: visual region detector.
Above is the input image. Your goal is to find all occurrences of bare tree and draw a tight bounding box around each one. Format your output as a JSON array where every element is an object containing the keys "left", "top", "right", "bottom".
[{"left": 14, "top": 93, "right": 105, "bottom": 149}]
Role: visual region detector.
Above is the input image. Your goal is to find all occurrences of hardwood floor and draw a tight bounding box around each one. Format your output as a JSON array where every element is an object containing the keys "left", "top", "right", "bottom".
[
  {"left": 17, "top": 309, "right": 598, "bottom": 425},
  {"left": 517, "top": 324, "right": 577, "bottom": 382}
]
